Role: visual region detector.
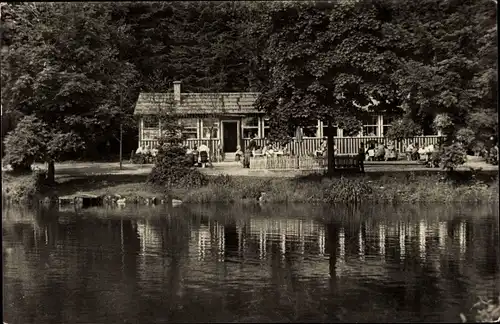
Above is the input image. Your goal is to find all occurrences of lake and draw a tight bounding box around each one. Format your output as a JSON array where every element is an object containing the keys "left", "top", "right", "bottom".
[{"left": 3, "top": 203, "right": 499, "bottom": 323}]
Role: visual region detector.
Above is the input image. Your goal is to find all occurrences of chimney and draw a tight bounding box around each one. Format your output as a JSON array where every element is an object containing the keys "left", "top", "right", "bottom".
[{"left": 173, "top": 81, "right": 181, "bottom": 103}]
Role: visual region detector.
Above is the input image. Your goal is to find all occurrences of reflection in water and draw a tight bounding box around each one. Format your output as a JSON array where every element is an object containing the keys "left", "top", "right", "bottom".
[{"left": 3, "top": 204, "right": 499, "bottom": 323}]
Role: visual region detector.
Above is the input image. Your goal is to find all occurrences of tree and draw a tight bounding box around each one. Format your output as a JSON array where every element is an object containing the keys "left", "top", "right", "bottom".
[
  {"left": 386, "top": 0, "right": 497, "bottom": 141},
  {"left": 385, "top": 117, "right": 423, "bottom": 142},
  {"left": 4, "top": 115, "right": 84, "bottom": 178},
  {"left": 254, "top": 1, "right": 402, "bottom": 173},
  {"left": 1, "top": 3, "right": 137, "bottom": 181},
  {"left": 145, "top": 72, "right": 205, "bottom": 188},
  {"left": 167, "top": 1, "right": 257, "bottom": 92}
]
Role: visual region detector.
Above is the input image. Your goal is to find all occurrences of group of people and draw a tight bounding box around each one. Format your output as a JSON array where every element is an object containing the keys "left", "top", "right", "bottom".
[
  {"left": 234, "top": 139, "right": 289, "bottom": 168},
  {"left": 361, "top": 141, "right": 435, "bottom": 162},
  {"left": 133, "top": 144, "right": 159, "bottom": 164},
  {"left": 403, "top": 141, "right": 435, "bottom": 162},
  {"left": 363, "top": 141, "right": 397, "bottom": 161},
  {"left": 484, "top": 143, "right": 499, "bottom": 165},
  {"left": 315, "top": 138, "right": 338, "bottom": 157},
  {"left": 312, "top": 139, "right": 436, "bottom": 164},
  {"left": 186, "top": 143, "right": 212, "bottom": 168}
]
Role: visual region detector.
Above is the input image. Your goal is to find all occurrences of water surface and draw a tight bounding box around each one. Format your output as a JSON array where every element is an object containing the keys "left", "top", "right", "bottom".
[{"left": 3, "top": 203, "right": 499, "bottom": 323}]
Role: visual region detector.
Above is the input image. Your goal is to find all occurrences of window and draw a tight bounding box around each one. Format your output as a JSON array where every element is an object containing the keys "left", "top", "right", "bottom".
[
  {"left": 362, "top": 115, "right": 379, "bottom": 137},
  {"left": 180, "top": 118, "right": 198, "bottom": 139},
  {"left": 202, "top": 118, "right": 219, "bottom": 139},
  {"left": 142, "top": 116, "right": 159, "bottom": 140},
  {"left": 322, "top": 123, "right": 338, "bottom": 137},
  {"left": 142, "top": 129, "right": 158, "bottom": 140},
  {"left": 302, "top": 120, "right": 319, "bottom": 138},
  {"left": 242, "top": 116, "right": 259, "bottom": 139},
  {"left": 263, "top": 118, "right": 271, "bottom": 138},
  {"left": 143, "top": 116, "right": 159, "bottom": 129},
  {"left": 382, "top": 115, "right": 395, "bottom": 137}
]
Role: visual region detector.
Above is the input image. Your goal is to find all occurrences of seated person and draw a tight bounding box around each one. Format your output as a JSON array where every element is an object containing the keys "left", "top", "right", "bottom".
[
  {"left": 405, "top": 142, "right": 414, "bottom": 161},
  {"left": 375, "top": 143, "right": 385, "bottom": 161},
  {"left": 199, "top": 150, "right": 209, "bottom": 167},
  {"left": 315, "top": 138, "right": 328, "bottom": 156},
  {"left": 412, "top": 144, "right": 420, "bottom": 161},
  {"left": 192, "top": 145, "right": 199, "bottom": 166},
  {"left": 143, "top": 145, "right": 152, "bottom": 163},
  {"left": 151, "top": 146, "right": 159, "bottom": 157},
  {"left": 385, "top": 141, "right": 396, "bottom": 161},
  {"left": 266, "top": 146, "right": 275, "bottom": 157},
  {"left": 418, "top": 146, "right": 426, "bottom": 161},
  {"left": 367, "top": 145, "right": 375, "bottom": 161},
  {"left": 243, "top": 149, "right": 252, "bottom": 168},
  {"left": 235, "top": 145, "right": 243, "bottom": 161},
  {"left": 218, "top": 144, "right": 224, "bottom": 162},
  {"left": 197, "top": 143, "right": 210, "bottom": 167},
  {"left": 262, "top": 144, "right": 269, "bottom": 156},
  {"left": 136, "top": 146, "right": 145, "bottom": 155},
  {"left": 254, "top": 146, "right": 263, "bottom": 156},
  {"left": 198, "top": 143, "right": 210, "bottom": 154}
]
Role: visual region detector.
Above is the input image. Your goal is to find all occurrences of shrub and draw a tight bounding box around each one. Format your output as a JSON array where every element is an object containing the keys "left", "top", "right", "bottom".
[
  {"left": 456, "top": 127, "right": 476, "bottom": 148},
  {"left": 148, "top": 143, "right": 207, "bottom": 188},
  {"left": 2, "top": 169, "right": 49, "bottom": 203},
  {"left": 433, "top": 113, "right": 454, "bottom": 137},
  {"left": 385, "top": 117, "right": 423, "bottom": 141},
  {"left": 438, "top": 143, "right": 467, "bottom": 170},
  {"left": 322, "top": 177, "right": 373, "bottom": 204},
  {"left": 3, "top": 115, "right": 46, "bottom": 172}
]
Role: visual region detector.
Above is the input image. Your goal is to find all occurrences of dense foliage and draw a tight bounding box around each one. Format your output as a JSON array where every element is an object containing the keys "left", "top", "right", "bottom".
[
  {"left": 145, "top": 83, "right": 207, "bottom": 188},
  {"left": 385, "top": 117, "right": 423, "bottom": 141},
  {"left": 1, "top": 1, "right": 497, "bottom": 174}
]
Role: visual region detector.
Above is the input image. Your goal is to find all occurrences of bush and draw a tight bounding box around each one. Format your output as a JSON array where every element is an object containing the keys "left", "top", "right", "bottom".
[
  {"left": 385, "top": 117, "right": 423, "bottom": 141},
  {"left": 456, "top": 127, "right": 476, "bottom": 148},
  {"left": 438, "top": 143, "right": 467, "bottom": 170},
  {"left": 148, "top": 143, "right": 207, "bottom": 188},
  {"left": 2, "top": 169, "right": 49, "bottom": 203},
  {"left": 322, "top": 177, "right": 373, "bottom": 204},
  {"left": 3, "top": 115, "right": 46, "bottom": 172}
]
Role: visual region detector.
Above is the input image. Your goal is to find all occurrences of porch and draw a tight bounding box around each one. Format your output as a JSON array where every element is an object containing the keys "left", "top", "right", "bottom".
[{"left": 139, "top": 135, "right": 444, "bottom": 160}]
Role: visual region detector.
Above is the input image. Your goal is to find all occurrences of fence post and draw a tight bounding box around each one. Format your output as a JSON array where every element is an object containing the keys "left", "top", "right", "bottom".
[{"left": 295, "top": 127, "right": 303, "bottom": 169}]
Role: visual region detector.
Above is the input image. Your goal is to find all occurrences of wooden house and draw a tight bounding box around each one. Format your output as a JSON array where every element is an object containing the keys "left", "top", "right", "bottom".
[{"left": 133, "top": 81, "right": 443, "bottom": 159}]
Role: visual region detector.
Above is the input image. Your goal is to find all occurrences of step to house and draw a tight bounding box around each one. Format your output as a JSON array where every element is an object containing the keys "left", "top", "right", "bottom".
[{"left": 223, "top": 152, "right": 237, "bottom": 161}]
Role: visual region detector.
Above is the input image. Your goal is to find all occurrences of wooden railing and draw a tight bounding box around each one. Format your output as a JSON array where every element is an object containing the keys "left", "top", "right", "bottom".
[
  {"left": 243, "top": 136, "right": 444, "bottom": 156},
  {"left": 250, "top": 154, "right": 360, "bottom": 170},
  {"left": 139, "top": 136, "right": 443, "bottom": 162},
  {"left": 139, "top": 138, "right": 222, "bottom": 162}
]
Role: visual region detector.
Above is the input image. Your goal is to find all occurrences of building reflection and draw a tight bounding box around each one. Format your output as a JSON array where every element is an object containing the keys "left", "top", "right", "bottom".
[
  {"left": 175, "top": 215, "right": 491, "bottom": 278},
  {"left": 2, "top": 205, "right": 499, "bottom": 324}
]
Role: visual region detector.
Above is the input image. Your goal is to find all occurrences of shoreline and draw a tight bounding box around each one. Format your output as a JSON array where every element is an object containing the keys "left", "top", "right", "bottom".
[{"left": 2, "top": 167, "right": 498, "bottom": 206}]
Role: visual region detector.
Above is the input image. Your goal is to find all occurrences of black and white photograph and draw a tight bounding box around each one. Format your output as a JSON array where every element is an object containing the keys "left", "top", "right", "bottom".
[{"left": 1, "top": 1, "right": 499, "bottom": 323}]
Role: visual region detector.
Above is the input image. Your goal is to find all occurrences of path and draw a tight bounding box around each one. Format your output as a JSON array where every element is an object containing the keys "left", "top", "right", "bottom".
[{"left": 3, "top": 155, "right": 494, "bottom": 179}]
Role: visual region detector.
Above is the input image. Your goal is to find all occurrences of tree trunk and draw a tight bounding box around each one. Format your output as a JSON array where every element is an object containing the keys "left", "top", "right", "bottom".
[
  {"left": 47, "top": 160, "right": 55, "bottom": 184},
  {"left": 327, "top": 120, "right": 335, "bottom": 175},
  {"left": 119, "top": 123, "right": 123, "bottom": 170}
]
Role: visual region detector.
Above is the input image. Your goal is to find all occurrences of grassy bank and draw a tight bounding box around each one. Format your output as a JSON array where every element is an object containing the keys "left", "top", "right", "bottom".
[
  {"left": 181, "top": 172, "right": 499, "bottom": 204},
  {"left": 2, "top": 169, "right": 498, "bottom": 205}
]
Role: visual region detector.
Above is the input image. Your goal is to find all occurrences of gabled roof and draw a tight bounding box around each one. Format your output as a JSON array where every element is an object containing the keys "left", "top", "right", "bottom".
[{"left": 133, "top": 92, "right": 262, "bottom": 115}]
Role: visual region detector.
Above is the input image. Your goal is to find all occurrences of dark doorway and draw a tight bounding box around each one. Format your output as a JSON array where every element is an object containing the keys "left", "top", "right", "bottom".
[{"left": 223, "top": 122, "right": 238, "bottom": 152}]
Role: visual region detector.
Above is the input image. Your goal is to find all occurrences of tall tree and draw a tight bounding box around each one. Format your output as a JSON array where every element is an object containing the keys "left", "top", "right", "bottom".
[
  {"left": 255, "top": 1, "right": 401, "bottom": 173},
  {"left": 386, "top": 0, "right": 497, "bottom": 141},
  {"left": 2, "top": 3, "right": 137, "bottom": 181}
]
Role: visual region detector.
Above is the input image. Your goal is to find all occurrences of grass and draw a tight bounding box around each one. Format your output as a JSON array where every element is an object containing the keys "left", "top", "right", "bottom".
[
  {"left": 2, "top": 169, "right": 498, "bottom": 206},
  {"left": 181, "top": 172, "right": 499, "bottom": 204}
]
